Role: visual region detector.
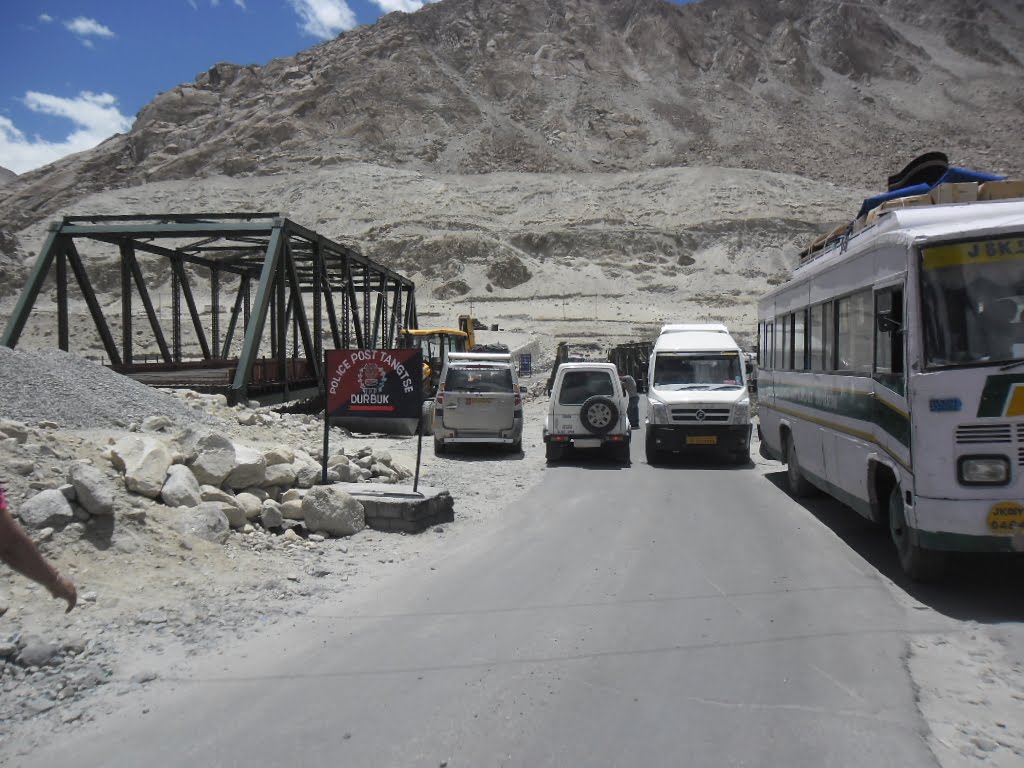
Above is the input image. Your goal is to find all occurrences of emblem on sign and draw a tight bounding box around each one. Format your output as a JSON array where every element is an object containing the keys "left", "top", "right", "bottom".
[{"left": 357, "top": 362, "right": 387, "bottom": 393}]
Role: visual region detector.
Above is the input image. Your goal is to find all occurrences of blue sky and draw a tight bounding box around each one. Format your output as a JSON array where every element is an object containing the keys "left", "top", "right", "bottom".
[{"left": 0, "top": 1, "right": 695, "bottom": 175}]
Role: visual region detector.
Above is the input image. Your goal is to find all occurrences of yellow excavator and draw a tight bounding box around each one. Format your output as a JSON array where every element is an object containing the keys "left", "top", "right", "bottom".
[{"left": 397, "top": 315, "right": 482, "bottom": 399}]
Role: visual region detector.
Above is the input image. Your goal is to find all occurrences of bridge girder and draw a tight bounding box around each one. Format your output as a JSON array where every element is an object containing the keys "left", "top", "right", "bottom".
[{"left": 1, "top": 213, "right": 419, "bottom": 404}]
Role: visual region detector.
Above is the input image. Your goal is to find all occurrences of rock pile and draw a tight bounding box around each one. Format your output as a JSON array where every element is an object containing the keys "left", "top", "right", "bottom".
[{"left": 2, "top": 406, "right": 414, "bottom": 544}]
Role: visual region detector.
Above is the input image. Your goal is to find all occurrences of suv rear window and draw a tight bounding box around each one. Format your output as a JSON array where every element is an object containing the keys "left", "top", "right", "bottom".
[
  {"left": 558, "top": 371, "right": 614, "bottom": 404},
  {"left": 444, "top": 366, "right": 513, "bottom": 393}
]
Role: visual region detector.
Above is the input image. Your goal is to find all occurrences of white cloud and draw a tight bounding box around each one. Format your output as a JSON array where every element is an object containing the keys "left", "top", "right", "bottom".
[
  {"left": 372, "top": 1, "right": 429, "bottom": 12},
  {"left": 64, "top": 17, "right": 115, "bottom": 46},
  {"left": 39, "top": 13, "right": 55, "bottom": 23},
  {"left": 0, "top": 91, "right": 132, "bottom": 174},
  {"left": 189, "top": 1, "right": 246, "bottom": 12},
  {"left": 288, "top": 0, "right": 358, "bottom": 39}
]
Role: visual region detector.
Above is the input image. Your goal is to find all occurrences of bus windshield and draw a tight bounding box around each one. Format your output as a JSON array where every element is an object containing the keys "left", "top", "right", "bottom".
[
  {"left": 921, "top": 237, "right": 1024, "bottom": 367},
  {"left": 652, "top": 353, "right": 743, "bottom": 390}
]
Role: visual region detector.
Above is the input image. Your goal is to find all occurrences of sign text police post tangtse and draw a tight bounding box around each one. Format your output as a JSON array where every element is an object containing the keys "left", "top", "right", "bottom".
[{"left": 325, "top": 349, "right": 423, "bottom": 421}]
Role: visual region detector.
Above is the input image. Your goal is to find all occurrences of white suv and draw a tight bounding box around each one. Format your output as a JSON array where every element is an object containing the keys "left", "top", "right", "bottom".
[{"left": 544, "top": 362, "right": 631, "bottom": 463}]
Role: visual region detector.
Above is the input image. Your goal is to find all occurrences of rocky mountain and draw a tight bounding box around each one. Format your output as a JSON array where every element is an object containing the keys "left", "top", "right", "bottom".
[
  {"left": 1, "top": 0, "right": 1022, "bottom": 348},
  {"left": 1, "top": 0, "right": 1022, "bottom": 238},
  {"left": 0, "top": 166, "right": 15, "bottom": 187}
]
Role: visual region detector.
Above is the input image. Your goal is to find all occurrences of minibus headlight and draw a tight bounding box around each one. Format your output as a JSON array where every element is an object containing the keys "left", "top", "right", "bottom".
[
  {"left": 733, "top": 400, "right": 750, "bottom": 423},
  {"left": 649, "top": 400, "right": 669, "bottom": 424},
  {"left": 958, "top": 456, "right": 1010, "bottom": 485}
]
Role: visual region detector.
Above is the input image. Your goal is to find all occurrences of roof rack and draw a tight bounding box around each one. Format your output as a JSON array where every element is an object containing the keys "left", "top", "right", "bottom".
[{"left": 799, "top": 178, "right": 1024, "bottom": 263}]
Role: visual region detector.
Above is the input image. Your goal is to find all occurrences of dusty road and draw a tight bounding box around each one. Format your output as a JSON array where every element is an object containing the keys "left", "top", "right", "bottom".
[{"left": 19, "top": 410, "right": 1022, "bottom": 767}]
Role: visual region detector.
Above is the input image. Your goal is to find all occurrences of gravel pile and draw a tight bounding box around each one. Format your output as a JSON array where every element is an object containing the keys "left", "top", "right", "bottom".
[{"left": 0, "top": 347, "right": 215, "bottom": 429}]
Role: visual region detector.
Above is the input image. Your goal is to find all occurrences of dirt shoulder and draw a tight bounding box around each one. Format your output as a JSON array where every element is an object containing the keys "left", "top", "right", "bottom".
[{"left": 2, "top": 395, "right": 1022, "bottom": 766}]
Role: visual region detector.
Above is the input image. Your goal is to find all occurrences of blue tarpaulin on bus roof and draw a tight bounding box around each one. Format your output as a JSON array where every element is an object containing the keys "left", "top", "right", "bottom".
[
  {"left": 934, "top": 166, "right": 1005, "bottom": 185},
  {"left": 856, "top": 167, "right": 1007, "bottom": 219},
  {"left": 856, "top": 184, "right": 931, "bottom": 219}
]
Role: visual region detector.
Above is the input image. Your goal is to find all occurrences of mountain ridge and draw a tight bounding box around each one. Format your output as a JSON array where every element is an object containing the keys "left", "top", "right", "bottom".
[{"left": 2, "top": 0, "right": 1022, "bottom": 243}]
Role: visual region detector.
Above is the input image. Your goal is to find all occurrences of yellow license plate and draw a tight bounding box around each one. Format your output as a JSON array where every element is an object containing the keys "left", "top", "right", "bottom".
[
  {"left": 686, "top": 435, "right": 717, "bottom": 446},
  {"left": 987, "top": 501, "right": 1024, "bottom": 533}
]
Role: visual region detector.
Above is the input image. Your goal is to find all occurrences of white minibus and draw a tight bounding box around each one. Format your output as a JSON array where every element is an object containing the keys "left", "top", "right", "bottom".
[{"left": 645, "top": 324, "right": 752, "bottom": 464}]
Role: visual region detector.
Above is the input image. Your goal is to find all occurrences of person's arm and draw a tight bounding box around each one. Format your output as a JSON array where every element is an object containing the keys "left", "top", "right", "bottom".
[{"left": 0, "top": 494, "right": 77, "bottom": 612}]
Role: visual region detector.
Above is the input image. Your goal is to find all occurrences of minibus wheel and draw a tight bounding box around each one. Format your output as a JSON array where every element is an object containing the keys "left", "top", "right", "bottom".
[
  {"left": 785, "top": 434, "right": 815, "bottom": 498},
  {"left": 888, "top": 487, "right": 946, "bottom": 582}
]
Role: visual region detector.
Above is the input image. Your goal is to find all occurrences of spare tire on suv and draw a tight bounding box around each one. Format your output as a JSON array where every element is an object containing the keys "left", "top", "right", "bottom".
[{"left": 579, "top": 396, "right": 618, "bottom": 435}]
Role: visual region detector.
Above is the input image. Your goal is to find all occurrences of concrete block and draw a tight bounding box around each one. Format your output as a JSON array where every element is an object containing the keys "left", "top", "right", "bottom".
[{"left": 332, "top": 482, "right": 454, "bottom": 533}]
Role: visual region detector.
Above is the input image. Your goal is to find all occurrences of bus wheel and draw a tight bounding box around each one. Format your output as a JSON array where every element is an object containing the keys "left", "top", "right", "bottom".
[
  {"left": 888, "top": 487, "right": 946, "bottom": 582},
  {"left": 785, "top": 434, "right": 815, "bottom": 498}
]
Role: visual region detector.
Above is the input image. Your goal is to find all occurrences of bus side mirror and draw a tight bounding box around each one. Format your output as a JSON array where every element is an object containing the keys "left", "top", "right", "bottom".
[{"left": 876, "top": 312, "right": 903, "bottom": 334}]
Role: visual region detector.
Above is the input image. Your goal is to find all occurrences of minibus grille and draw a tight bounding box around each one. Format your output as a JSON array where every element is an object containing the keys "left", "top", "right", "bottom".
[
  {"left": 955, "top": 424, "right": 1012, "bottom": 444},
  {"left": 670, "top": 407, "right": 731, "bottom": 423}
]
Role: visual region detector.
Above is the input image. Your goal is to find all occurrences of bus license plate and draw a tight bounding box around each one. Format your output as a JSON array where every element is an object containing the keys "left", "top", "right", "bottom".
[
  {"left": 686, "top": 435, "right": 717, "bottom": 446},
  {"left": 988, "top": 501, "right": 1024, "bottom": 533}
]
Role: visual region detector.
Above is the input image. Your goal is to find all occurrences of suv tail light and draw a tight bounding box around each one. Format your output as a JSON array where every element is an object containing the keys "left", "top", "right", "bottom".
[
  {"left": 435, "top": 384, "right": 444, "bottom": 407},
  {"left": 514, "top": 384, "right": 521, "bottom": 408}
]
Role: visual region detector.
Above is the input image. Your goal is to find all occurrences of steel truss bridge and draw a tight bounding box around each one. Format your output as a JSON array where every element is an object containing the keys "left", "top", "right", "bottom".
[{"left": 1, "top": 213, "right": 419, "bottom": 404}]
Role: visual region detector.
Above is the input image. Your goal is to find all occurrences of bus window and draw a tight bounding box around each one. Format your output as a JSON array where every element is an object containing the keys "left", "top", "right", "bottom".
[
  {"left": 782, "top": 315, "right": 792, "bottom": 370},
  {"left": 794, "top": 309, "right": 808, "bottom": 370},
  {"left": 822, "top": 301, "right": 834, "bottom": 370},
  {"left": 836, "top": 291, "right": 873, "bottom": 372},
  {"left": 774, "top": 315, "right": 782, "bottom": 370},
  {"left": 875, "top": 287, "right": 905, "bottom": 394},
  {"left": 810, "top": 304, "right": 823, "bottom": 370}
]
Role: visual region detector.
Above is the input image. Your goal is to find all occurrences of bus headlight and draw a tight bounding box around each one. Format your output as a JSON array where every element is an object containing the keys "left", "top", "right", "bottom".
[
  {"left": 649, "top": 400, "right": 669, "bottom": 424},
  {"left": 733, "top": 400, "right": 750, "bottom": 424},
  {"left": 957, "top": 455, "right": 1010, "bottom": 485}
]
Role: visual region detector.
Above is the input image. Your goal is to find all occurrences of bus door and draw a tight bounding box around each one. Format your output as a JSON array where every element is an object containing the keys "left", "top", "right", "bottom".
[{"left": 871, "top": 285, "right": 911, "bottom": 468}]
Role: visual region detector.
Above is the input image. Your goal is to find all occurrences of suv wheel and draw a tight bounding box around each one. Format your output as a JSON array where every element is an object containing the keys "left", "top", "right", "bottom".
[
  {"left": 545, "top": 442, "right": 564, "bottom": 462},
  {"left": 579, "top": 396, "right": 618, "bottom": 435},
  {"left": 421, "top": 400, "right": 434, "bottom": 436}
]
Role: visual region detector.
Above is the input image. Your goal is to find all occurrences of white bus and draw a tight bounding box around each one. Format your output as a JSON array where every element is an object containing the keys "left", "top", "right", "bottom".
[{"left": 757, "top": 194, "right": 1024, "bottom": 580}]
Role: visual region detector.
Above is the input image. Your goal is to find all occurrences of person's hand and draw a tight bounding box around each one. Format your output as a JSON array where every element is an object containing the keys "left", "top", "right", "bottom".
[{"left": 49, "top": 573, "right": 77, "bottom": 613}]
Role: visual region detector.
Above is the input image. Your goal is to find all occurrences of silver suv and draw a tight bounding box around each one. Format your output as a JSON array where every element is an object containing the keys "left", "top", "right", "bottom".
[
  {"left": 431, "top": 353, "right": 523, "bottom": 455},
  {"left": 544, "top": 362, "right": 631, "bottom": 463}
]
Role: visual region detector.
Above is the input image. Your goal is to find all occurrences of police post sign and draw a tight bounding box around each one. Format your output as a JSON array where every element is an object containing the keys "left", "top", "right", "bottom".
[{"left": 325, "top": 349, "right": 423, "bottom": 420}]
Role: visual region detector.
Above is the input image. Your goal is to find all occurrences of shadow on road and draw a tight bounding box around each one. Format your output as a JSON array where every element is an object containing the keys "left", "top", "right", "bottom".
[
  {"left": 544, "top": 448, "right": 631, "bottom": 470},
  {"left": 433, "top": 445, "right": 526, "bottom": 462},
  {"left": 646, "top": 453, "right": 754, "bottom": 471},
  {"left": 764, "top": 471, "right": 1024, "bottom": 624}
]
